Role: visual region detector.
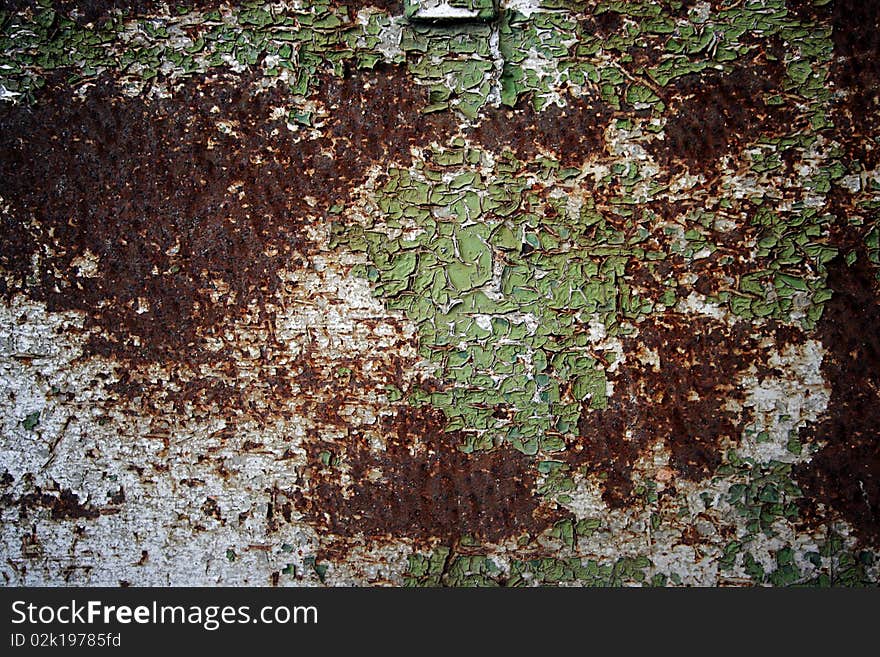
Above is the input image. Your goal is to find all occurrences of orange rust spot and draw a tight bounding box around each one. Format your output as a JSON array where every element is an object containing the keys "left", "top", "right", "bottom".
[
  {"left": 293, "top": 406, "right": 561, "bottom": 546},
  {"left": 4, "top": 485, "right": 102, "bottom": 521},
  {"left": 574, "top": 316, "right": 798, "bottom": 507}
]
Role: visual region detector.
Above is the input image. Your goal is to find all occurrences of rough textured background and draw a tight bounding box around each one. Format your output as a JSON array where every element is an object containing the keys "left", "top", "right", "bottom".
[{"left": 0, "top": 0, "right": 878, "bottom": 586}]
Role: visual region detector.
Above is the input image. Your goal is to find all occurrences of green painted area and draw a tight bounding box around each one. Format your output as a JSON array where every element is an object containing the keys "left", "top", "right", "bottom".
[
  {"left": 724, "top": 535, "right": 877, "bottom": 588},
  {"left": 404, "top": 545, "right": 654, "bottom": 586},
  {"left": 332, "top": 137, "right": 839, "bottom": 454},
  {"left": 0, "top": 0, "right": 391, "bottom": 108},
  {"left": 0, "top": 0, "right": 834, "bottom": 122},
  {"left": 720, "top": 454, "right": 804, "bottom": 540},
  {"left": 333, "top": 145, "right": 661, "bottom": 455},
  {"left": 405, "top": 519, "right": 878, "bottom": 587},
  {"left": 402, "top": 20, "right": 495, "bottom": 117},
  {"left": 726, "top": 205, "right": 837, "bottom": 326},
  {"left": 22, "top": 411, "right": 40, "bottom": 431}
]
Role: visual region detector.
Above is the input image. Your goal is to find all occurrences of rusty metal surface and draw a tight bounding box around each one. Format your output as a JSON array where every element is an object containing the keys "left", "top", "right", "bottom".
[{"left": 0, "top": 0, "right": 878, "bottom": 586}]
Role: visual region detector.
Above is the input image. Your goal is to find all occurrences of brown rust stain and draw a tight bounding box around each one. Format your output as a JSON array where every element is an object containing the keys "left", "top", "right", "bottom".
[
  {"left": 292, "top": 406, "right": 561, "bottom": 545},
  {"left": 582, "top": 9, "right": 623, "bottom": 37},
  {"left": 648, "top": 49, "right": 794, "bottom": 175},
  {"left": 795, "top": 251, "right": 880, "bottom": 544},
  {"left": 0, "top": 65, "right": 455, "bottom": 368},
  {"left": 827, "top": 0, "right": 880, "bottom": 167},
  {"left": 2, "top": 484, "right": 102, "bottom": 521},
  {"left": 342, "top": 0, "right": 403, "bottom": 13},
  {"left": 0, "top": 213, "right": 31, "bottom": 300},
  {"left": 574, "top": 316, "right": 793, "bottom": 508},
  {"left": 626, "top": 199, "right": 765, "bottom": 306},
  {"left": 1, "top": 1, "right": 221, "bottom": 25},
  {"left": 471, "top": 95, "right": 612, "bottom": 167},
  {"left": 1, "top": 72, "right": 311, "bottom": 364}
]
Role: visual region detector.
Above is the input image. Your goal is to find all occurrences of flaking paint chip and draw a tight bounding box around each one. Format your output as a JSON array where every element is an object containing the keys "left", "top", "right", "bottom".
[{"left": 405, "top": 0, "right": 498, "bottom": 23}]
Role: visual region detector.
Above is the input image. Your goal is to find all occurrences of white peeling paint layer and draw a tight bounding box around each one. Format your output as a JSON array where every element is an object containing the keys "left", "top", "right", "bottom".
[{"left": 737, "top": 339, "right": 830, "bottom": 464}]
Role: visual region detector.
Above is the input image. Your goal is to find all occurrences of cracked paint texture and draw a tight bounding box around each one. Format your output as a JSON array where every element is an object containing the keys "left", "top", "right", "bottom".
[{"left": 0, "top": 0, "right": 878, "bottom": 586}]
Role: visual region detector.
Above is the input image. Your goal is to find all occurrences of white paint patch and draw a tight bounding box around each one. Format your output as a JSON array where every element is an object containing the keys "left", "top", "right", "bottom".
[
  {"left": 560, "top": 474, "right": 606, "bottom": 520},
  {"left": 409, "top": 1, "right": 483, "bottom": 20},
  {"left": 503, "top": 0, "right": 542, "bottom": 18},
  {"left": 677, "top": 290, "right": 737, "bottom": 324},
  {"left": 582, "top": 318, "right": 626, "bottom": 373},
  {"left": 651, "top": 545, "right": 719, "bottom": 586},
  {"left": 0, "top": 242, "right": 437, "bottom": 585},
  {"left": 737, "top": 339, "right": 830, "bottom": 464},
  {"left": 375, "top": 18, "right": 405, "bottom": 61},
  {"left": 70, "top": 250, "right": 100, "bottom": 278},
  {"left": 0, "top": 85, "right": 20, "bottom": 101}
]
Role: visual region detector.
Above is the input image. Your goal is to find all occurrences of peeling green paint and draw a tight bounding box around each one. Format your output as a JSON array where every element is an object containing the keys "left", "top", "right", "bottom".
[{"left": 404, "top": 546, "right": 653, "bottom": 586}]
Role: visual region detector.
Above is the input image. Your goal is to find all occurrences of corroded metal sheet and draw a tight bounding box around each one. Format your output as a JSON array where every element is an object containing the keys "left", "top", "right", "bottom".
[{"left": 0, "top": 0, "right": 877, "bottom": 586}]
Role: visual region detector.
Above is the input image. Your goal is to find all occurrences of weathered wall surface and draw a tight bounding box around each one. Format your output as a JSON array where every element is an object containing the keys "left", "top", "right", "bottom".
[{"left": 0, "top": 0, "right": 878, "bottom": 586}]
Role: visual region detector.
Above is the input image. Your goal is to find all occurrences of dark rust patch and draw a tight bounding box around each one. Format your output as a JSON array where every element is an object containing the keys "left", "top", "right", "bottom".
[
  {"left": 583, "top": 10, "right": 622, "bottom": 38},
  {"left": 784, "top": 0, "right": 831, "bottom": 22},
  {"left": 649, "top": 55, "right": 794, "bottom": 174},
  {"left": 626, "top": 199, "right": 765, "bottom": 306},
  {"left": 1, "top": 73, "right": 309, "bottom": 364},
  {"left": 795, "top": 252, "right": 880, "bottom": 544},
  {"left": 0, "top": 213, "right": 32, "bottom": 299},
  {"left": 826, "top": 0, "right": 880, "bottom": 167},
  {"left": 1, "top": 1, "right": 222, "bottom": 25},
  {"left": 342, "top": 0, "right": 403, "bottom": 13},
  {"left": 574, "top": 316, "right": 782, "bottom": 508},
  {"left": 471, "top": 95, "right": 612, "bottom": 167},
  {"left": 293, "top": 406, "right": 560, "bottom": 545},
  {"left": 0, "top": 65, "right": 454, "bottom": 367},
  {"left": 2, "top": 485, "right": 101, "bottom": 521}
]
